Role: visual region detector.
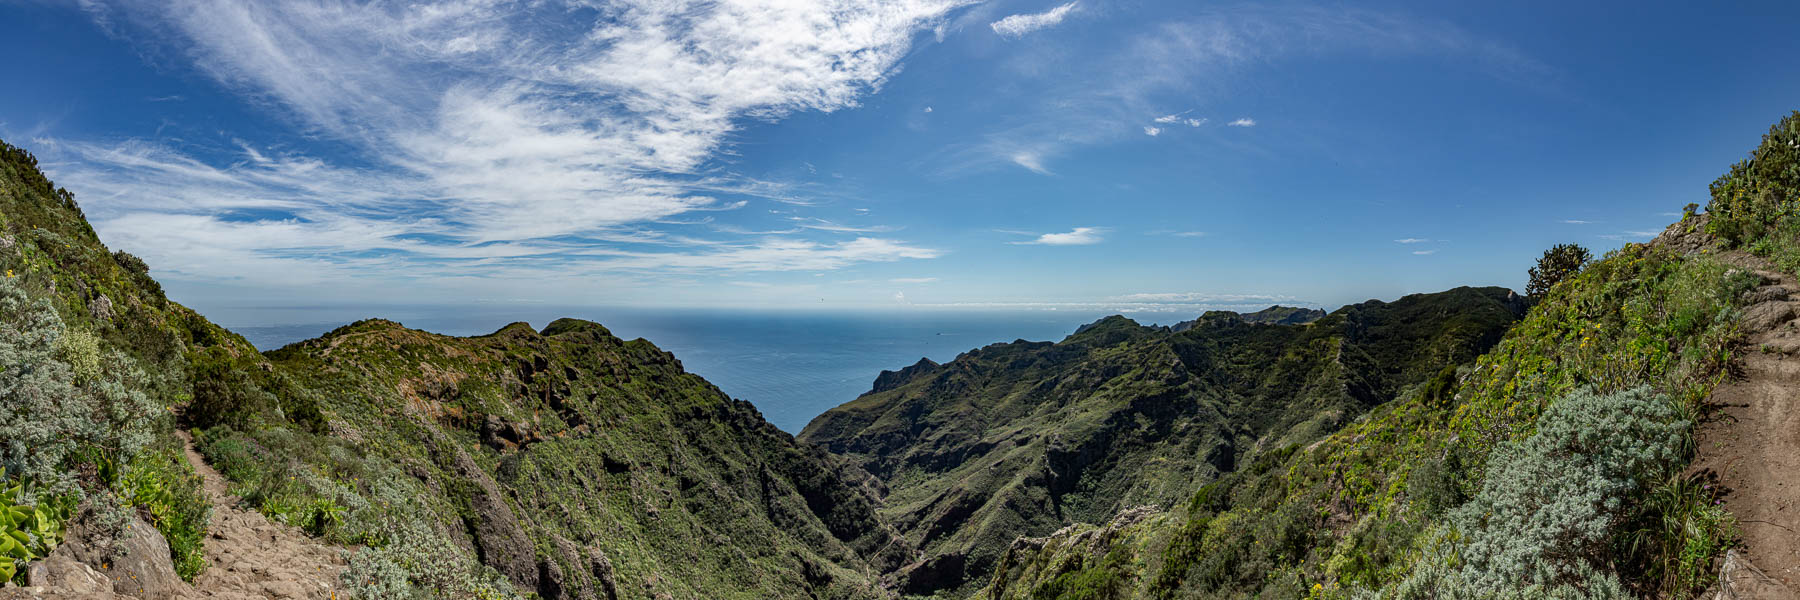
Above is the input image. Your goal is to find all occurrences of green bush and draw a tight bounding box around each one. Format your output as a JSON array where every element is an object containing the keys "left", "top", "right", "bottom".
[
  {"left": 0, "top": 278, "right": 157, "bottom": 498},
  {"left": 1430, "top": 387, "right": 1685, "bottom": 592},
  {"left": 187, "top": 351, "right": 328, "bottom": 434},
  {"left": 342, "top": 515, "right": 520, "bottom": 600},
  {"left": 1617, "top": 471, "right": 1736, "bottom": 595},
  {"left": 1526, "top": 244, "right": 1592, "bottom": 299}
]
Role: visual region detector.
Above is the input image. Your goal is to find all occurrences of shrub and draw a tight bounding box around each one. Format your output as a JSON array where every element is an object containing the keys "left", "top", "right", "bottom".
[
  {"left": 0, "top": 278, "right": 159, "bottom": 499},
  {"left": 1434, "top": 387, "right": 1684, "bottom": 592},
  {"left": 1526, "top": 244, "right": 1592, "bottom": 299},
  {"left": 0, "top": 279, "right": 82, "bottom": 497},
  {"left": 110, "top": 250, "right": 148, "bottom": 275},
  {"left": 342, "top": 515, "right": 520, "bottom": 600},
  {"left": 1616, "top": 471, "right": 1736, "bottom": 594}
]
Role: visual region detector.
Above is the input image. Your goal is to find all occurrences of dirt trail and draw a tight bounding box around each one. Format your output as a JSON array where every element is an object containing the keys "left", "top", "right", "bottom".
[
  {"left": 174, "top": 430, "right": 347, "bottom": 600},
  {"left": 1694, "top": 251, "right": 1800, "bottom": 598}
]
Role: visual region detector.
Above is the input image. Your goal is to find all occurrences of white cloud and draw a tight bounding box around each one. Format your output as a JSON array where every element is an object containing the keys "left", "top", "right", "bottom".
[
  {"left": 1013, "top": 227, "right": 1104, "bottom": 245},
  {"left": 990, "top": 1, "right": 1080, "bottom": 38},
  {"left": 890, "top": 277, "right": 939, "bottom": 283},
  {"left": 924, "top": 106, "right": 934, "bottom": 113},
  {"left": 1228, "top": 117, "right": 1256, "bottom": 127},
  {"left": 1010, "top": 151, "right": 1054, "bottom": 175},
  {"left": 1599, "top": 230, "right": 1663, "bottom": 241},
  {"left": 790, "top": 217, "right": 898, "bottom": 233},
  {"left": 1154, "top": 113, "right": 1206, "bottom": 127},
  {"left": 1413, "top": 249, "right": 1437, "bottom": 255},
  {"left": 1172, "top": 231, "right": 1207, "bottom": 237},
  {"left": 56, "top": 0, "right": 971, "bottom": 296},
  {"left": 1143, "top": 126, "right": 1162, "bottom": 136},
  {"left": 1562, "top": 219, "right": 1594, "bottom": 225},
  {"left": 1394, "top": 238, "right": 1429, "bottom": 244},
  {"left": 1109, "top": 292, "right": 1301, "bottom": 305}
]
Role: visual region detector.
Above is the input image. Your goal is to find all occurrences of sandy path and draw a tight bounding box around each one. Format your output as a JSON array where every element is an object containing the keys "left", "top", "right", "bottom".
[{"left": 175, "top": 431, "right": 348, "bottom": 600}]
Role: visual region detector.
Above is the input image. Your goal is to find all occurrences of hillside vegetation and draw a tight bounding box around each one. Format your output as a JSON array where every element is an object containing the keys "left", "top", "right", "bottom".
[
  {"left": 801, "top": 290, "right": 1528, "bottom": 595},
  {"left": 0, "top": 139, "right": 906, "bottom": 599},
  {"left": 970, "top": 112, "right": 1800, "bottom": 599},
  {"left": 4, "top": 110, "right": 1794, "bottom": 600}
]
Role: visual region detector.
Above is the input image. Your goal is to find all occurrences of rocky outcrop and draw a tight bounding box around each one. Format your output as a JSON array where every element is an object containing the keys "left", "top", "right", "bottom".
[
  {"left": 871, "top": 358, "right": 940, "bottom": 394},
  {"left": 49, "top": 508, "right": 188, "bottom": 600},
  {"left": 440, "top": 438, "right": 539, "bottom": 594}
]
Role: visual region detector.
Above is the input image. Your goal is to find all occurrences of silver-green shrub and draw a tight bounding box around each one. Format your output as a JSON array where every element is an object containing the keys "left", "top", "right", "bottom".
[
  {"left": 1383, "top": 387, "right": 1684, "bottom": 597},
  {"left": 342, "top": 514, "right": 520, "bottom": 600},
  {"left": 1450, "top": 386, "right": 1684, "bottom": 590},
  {"left": 0, "top": 278, "right": 158, "bottom": 500},
  {"left": 0, "top": 279, "right": 83, "bottom": 498}
]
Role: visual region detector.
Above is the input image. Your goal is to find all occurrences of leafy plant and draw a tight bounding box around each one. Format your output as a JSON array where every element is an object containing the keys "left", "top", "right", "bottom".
[
  {"left": 1526, "top": 243, "right": 1593, "bottom": 299},
  {"left": 0, "top": 468, "right": 67, "bottom": 585},
  {"left": 120, "top": 448, "right": 211, "bottom": 581}
]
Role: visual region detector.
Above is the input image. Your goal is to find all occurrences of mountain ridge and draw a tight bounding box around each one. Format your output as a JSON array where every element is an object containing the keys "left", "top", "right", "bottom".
[{"left": 800, "top": 286, "right": 1528, "bottom": 595}]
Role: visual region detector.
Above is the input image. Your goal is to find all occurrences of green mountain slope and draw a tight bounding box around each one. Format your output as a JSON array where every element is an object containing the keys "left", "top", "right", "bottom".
[
  {"left": 799, "top": 288, "right": 1527, "bottom": 595},
  {"left": 0, "top": 138, "right": 906, "bottom": 599},
  {"left": 970, "top": 112, "right": 1800, "bottom": 600},
  {"left": 1, "top": 140, "right": 273, "bottom": 583},
  {"left": 231, "top": 317, "right": 909, "bottom": 599}
]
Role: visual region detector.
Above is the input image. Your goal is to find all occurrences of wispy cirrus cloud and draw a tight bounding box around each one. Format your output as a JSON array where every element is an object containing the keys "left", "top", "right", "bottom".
[
  {"left": 1598, "top": 230, "right": 1663, "bottom": 241},
  {"left": 939, "top": 5, "right": 1551, "bottom": 176},
  {"left": 1394, "top": 238, "right": 1430, "bottom": 244},
  {"left": 1111, "top": 292, "right": 1295, "bottom": 303},
  {"left": 990, "top": 1, "right": 1080, "bottom": 38},
  {"left": 1012, "top": 227, "right": 1105, "bottom": 245},
  {"left": 48, "top": 0, "right": 973, "bottom": 298}
]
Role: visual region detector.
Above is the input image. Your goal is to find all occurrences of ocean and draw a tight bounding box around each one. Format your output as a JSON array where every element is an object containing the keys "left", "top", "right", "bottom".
[{"left": 211, "top": 305, "right": 1159, "bottom": 433}]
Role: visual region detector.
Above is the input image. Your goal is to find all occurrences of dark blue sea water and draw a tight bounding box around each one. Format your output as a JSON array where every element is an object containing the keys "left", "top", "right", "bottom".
[{"left": 209, "top": 306, "right": 1160, "bottom": 433}]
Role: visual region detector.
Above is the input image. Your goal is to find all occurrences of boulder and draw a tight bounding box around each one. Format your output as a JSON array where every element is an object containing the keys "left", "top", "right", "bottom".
[
  {"left": 1714, "top": 549, "right": 1794, "bottom": 600},
  {"left": 25, "top": 506, "right": 191, "bottom": 600},
  {"left": 1743, "top": 301, "right": 1794, "bottom": 333},
  {"left": 1744, "top": 285, "right": 1793, "bottom": 305}
]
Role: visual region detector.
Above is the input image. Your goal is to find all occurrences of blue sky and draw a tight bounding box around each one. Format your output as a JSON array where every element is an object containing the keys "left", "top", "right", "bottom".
[{"left": 4, "top": 0, "right": 1799, "bottom": 316}]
